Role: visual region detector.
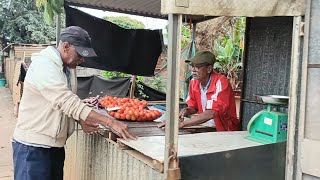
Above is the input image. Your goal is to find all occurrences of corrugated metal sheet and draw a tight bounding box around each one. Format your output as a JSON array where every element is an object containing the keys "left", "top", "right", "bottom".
[
  {"left": 65, "top": 0, "right": 215, "bottom": 23},
  {"left": 64, "top": 125, "right": 164, "bottom": 180},
  {"left": 241, "top": 17, "right": 293, "bottom": 129},
  {"left": 65, "top": 0, "right": 163, "bottom": 19}
]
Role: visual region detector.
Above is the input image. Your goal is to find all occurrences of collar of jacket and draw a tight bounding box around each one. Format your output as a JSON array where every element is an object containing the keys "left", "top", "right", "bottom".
[{"left": 33, "top": 46, "right": 64, "bottom": 68}]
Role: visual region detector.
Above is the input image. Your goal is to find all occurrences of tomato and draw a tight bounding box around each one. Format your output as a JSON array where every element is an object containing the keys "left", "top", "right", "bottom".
[
  {"left": 125, "top": 114, "right": 131, "bottom": 120},
  {"left": 141, "top": 100, "right": 147, "bottom": 107},
  {"left": 127, "top": 110, "right": 133, "bottom": 115},
  {"left": 146, "top": 113, "right": 152, "bottom": 120},
  {"left": 114, "top": 113, "right": 120, "bottom": 119},
  {"left": 131, "top": 115, "right": 137, "bottom": 121},
  {"left": 120, "top": 114, "right": 126, "bottom": 120},
  {"left": 109, "top": 112, "right": 115, "bottom": 117}
]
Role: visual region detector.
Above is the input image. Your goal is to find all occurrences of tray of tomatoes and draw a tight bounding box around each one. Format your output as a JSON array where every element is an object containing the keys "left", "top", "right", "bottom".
[{"left": 99, "top": 96, "right": 162, "bottom": 121}]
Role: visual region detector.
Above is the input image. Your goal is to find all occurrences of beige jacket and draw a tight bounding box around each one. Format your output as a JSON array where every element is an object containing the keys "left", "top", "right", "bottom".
[{"left": 13, "top": 46, "right": 92, "bottom": 147}]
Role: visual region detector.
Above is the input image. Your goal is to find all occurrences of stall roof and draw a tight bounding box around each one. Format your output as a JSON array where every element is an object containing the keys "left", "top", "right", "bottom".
[{"left": 65, "top": 0, "right": 215, "bottom": 23}]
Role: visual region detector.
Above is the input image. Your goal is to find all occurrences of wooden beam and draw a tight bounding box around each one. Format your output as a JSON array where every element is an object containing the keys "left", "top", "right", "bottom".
[
  {"left": 161, "top": 0, "right": 305, "bottom": 17},
  {"left": 124, "top": 149, "right": 164, "bottom": 173},
  {"left": 164, "top": 14, "right": 182, "bottom": 180},
  {"left": 129, "top": 75, "right": 136, "bottom": 98},
  {"left": 295, "top": 0, "right": 312, "bottom": 179},
  {"left": 285, "top": 16, "right": 303, "bottom": 180}
]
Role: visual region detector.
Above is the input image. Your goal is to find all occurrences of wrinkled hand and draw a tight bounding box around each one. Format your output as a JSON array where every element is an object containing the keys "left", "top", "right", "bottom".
[
  {"left": 108, "top": 120, "right": 137, "bottom": 140},
  {"left": 79, "top": 120, "right": 99, "bottom": 135},
  {"left": 179, "top": 108, "right": 188, "bottom": 119},
  {"left": 157, "top": 119, "right": 185, "bottom": 129}
]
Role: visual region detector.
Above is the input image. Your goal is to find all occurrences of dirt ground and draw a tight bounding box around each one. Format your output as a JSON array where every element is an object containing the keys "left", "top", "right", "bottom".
[{"left": 0, "top": 87, "right": 16, "bottom": 180}]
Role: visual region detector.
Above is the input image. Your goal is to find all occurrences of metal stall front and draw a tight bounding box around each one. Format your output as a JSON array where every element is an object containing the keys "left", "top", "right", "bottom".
[{"left": 62, "top": 0, "right": 310, "bottom": 179}]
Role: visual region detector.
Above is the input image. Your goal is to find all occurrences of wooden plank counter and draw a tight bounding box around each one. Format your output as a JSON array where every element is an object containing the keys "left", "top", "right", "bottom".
[
  {"left": 94, "top": 109, "right": 215, "bottom": 138},
  {"left": 118, "top": 131, "right": 262, "bottom": 163}
]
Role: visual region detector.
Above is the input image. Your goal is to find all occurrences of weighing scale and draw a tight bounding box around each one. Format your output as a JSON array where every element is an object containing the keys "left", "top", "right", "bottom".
[{"left": 246, "top": 95, "right": 289, "bottom": 144}]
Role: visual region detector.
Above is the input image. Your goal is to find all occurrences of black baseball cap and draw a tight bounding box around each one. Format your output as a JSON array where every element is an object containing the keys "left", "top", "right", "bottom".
[
  {"left": 59, "top": 26, "right": 97, "bottom": 57},
  {"left": 185, "top": 51, "right": 216, "bottom": 65}
]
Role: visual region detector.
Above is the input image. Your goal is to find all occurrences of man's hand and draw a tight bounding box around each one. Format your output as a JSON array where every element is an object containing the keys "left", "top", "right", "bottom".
[
  {"left": 157, "top": 118, "right": 185, "bottom": 129},
  {"left": 108, "top": 120, "right": 137, "bottom": 140},
  {"left": 84, "top": 110, "right": 138, "bottom": 141},
  {"left": 78, "top": 120, "right": 99, "bottom": 135},
  {"left": 179, "top": 108, "right": 188, "bottom": 119}
]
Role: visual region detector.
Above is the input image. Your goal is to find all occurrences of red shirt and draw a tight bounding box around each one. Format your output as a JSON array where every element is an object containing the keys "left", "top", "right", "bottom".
[{"left": 186, "top": 73, "right": 241, "bottom": 131}]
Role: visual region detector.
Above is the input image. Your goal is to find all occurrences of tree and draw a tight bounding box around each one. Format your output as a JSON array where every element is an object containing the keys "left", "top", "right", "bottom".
[
  {"left": 103, "top": 16, "right": 145, "bottom": 29},
  {"left": 35, "top": 0, "right": 64, "bottom": 24},
  {"left": 0, "top": 0, "right": 56, "bottom": 44}
]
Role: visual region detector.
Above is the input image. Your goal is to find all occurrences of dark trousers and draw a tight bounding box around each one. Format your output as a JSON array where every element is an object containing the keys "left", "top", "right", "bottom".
[{"left": 12, "top": 141, "right": 65, "bottom": 180}]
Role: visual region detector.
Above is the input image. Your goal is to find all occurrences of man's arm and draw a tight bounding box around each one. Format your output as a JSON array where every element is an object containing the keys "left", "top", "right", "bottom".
[
  {"left": 179, "top": 110, "right": 215, "bottom": 128},
  {"left": 179, "top": 107, "right": 197, "bottom": 118},
  {"left": 84, "top": 110, "right": 137, "bottom": 140},
  {"left": 29, "top": 59, "right": 137, "bottom": 140},
  {"left": 157, "top": 106, "right": 198, "bottom": 128}
]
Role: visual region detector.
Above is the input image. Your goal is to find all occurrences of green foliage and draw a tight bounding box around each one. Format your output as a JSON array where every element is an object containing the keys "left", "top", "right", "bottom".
[
  {"left": 164, "top": 23, "right": 192, "bottom": 50},
  {"left": 103, "top": 71, "right": 130, "bottom": 78},
  {"left": 213, "top": 17, "right": 246, "bottom": 90},
  {"left": 102, "top": 71, "right": 149, "bottom": 98},
  {"left": 36, "top": 0, "right": 64, "bottom": 24},
  {"left": 0, "top": 0, "right": 56, "bottom": 44},
  {"left": 141, "top": 74, "right": 167, "bottom": 93},
  {"left": 103, "top": 16, "right": 145, "bottom": 29},
  {"left": 181, "top": 24, "right": 192, "bottom": 50}
]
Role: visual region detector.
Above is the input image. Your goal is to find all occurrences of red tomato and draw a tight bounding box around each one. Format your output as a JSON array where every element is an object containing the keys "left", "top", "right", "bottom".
[
  {"left": 141, "top": 115, "right": 147, "bottom": 121},
  {"left": 109, "top": 112, "right": 115, "bottom": 117},
  {"left": 114, "top": 113, "right": 120, "bottom": 119},
  {"left": 120, "top": 114, "right": 126, "bottom": 119},
  {"left": 141, "top": 100, "right": 147, "bottom": 107},
  {"left": 131, "top": 115, "right": 137, "bottom": 121},
  {"left": 146, "top": 113, "right": 152, "bottom": 120}
]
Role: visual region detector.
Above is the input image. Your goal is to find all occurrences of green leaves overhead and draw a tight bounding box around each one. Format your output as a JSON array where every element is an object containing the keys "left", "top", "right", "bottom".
[
  {"left": 103, "top": 16, "right": 145, "bottom": 29},
  {"left": 0, "top": 0, "right": 56, "bottom": 44},
  {"left": 36, "top": 0, "right": 64, "bottom": 24}
]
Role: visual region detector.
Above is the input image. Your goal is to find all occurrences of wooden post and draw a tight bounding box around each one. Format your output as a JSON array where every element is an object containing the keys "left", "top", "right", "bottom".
[
  {"left": 56, "top": 14, "right": 61, "bottom": 46},
  {"left": 129, "top": 75, "right": 136, "bottom": 98},
  {"left": 164, "top": 14, "right": 182, "bottom": 180},
  {"left": 285, "top": 16, "right": 303, "bottom": 180}
]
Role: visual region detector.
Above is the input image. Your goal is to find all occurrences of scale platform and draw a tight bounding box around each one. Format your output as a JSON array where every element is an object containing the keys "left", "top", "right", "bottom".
[{"left": 246, "top": 95, "right": 289, "bottom": 144}]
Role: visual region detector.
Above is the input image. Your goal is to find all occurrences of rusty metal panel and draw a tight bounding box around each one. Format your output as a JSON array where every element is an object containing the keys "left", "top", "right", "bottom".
[
  {"left": 305, "top": 69, "right": 320, "bottom": 141},
  {"left": 64, "top": 127, "right": 163, "bottom": 180},
  {"left": 304, "top": 0, "right": 320, "bottom": 141},
  {"left": 241, "top": 17, "right": 293, "bottom": 129},
  {"left": 307, "top": 0, "right": 320, "bottom": 65}
]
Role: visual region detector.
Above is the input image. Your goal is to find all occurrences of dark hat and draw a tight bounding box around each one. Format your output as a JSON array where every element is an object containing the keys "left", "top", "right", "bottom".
[
  {"left": 185, "top": 51, "right": 216, "bottom": 65},
  {"left": 59, "top": 26, "right": 97, "bottom": 57}
]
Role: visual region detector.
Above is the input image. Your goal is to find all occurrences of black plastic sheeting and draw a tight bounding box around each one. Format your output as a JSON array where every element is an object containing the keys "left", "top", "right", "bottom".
[
  {"left": 65, "top": 5, "right": 163, "bottom": 76},
  {"left": 76, "top": 75, "right": 166, "bottom": 101},
  {"left": 134, "top": 81, "right": 166, "bottom": 101},
  {"left": 77, "top": 76, "right": 131, "bottom": 99},
  {"left": 241, "top": 17, "right": 293, "bottom": 129}
]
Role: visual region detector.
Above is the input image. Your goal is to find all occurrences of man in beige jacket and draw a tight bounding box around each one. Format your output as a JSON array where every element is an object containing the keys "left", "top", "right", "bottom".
[{"left": 12, "top": 26, "right": 136, "bottom": 180}]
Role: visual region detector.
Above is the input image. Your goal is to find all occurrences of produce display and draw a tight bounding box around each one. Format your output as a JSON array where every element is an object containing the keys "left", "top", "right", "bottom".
[{"left": 99, "top": 96, "right": 162, "bottom": 121}]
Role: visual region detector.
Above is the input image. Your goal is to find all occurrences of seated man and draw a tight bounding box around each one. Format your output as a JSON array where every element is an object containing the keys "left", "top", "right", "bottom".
[{"left": 159, "top": 51, "right": 241, "bottom": 131}]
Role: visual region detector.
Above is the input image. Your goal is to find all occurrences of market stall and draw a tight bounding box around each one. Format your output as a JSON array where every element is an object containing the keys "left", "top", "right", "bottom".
[{"left": 61, "top": 0, "right": 310, "bottom": 179}]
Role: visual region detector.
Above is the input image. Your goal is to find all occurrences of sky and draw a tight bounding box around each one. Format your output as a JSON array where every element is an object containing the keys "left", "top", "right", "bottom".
[{"left": 78, "top": 7, "right": 168, "bottom": 30}]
